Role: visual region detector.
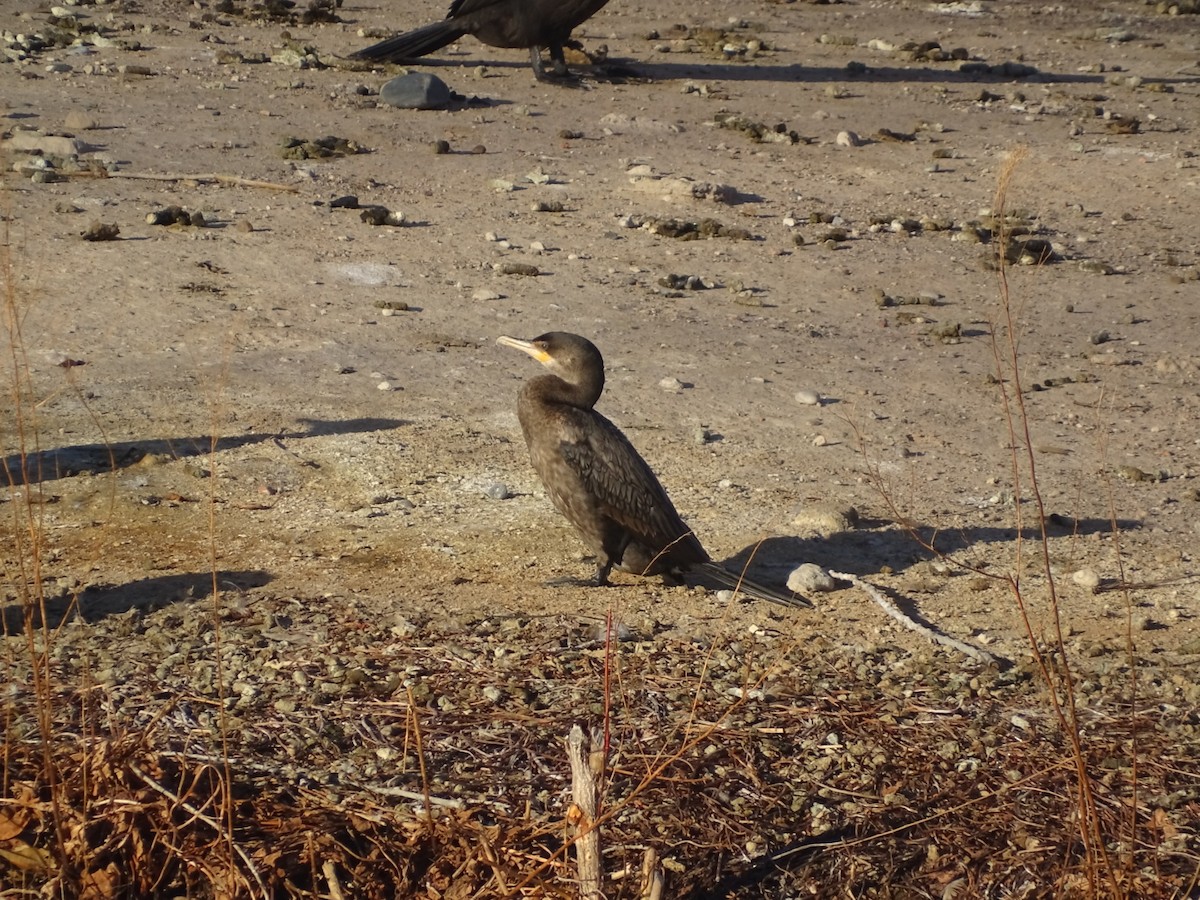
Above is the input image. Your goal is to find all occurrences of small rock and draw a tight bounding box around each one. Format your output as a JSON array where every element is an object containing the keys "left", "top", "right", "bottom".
[
  {"left": 432, "top": 139, "right": 451, "bottom": 154},
  {"left": 484, "top": 482, "right": 510, "bottom": 500},
  {"left": 64, "top": 110, "right": 99, "bottom": 131},
  {"left": 791, "top": 504, "right": 858, "bottom": 535},
  {"left": 379, "top": 72, "right": 455, "bottom": 110},
  {"left": 1071, "top": 568, "right": 1101, "bottom": 592},
  {"left": 787, "top": 563, "right": 836, "bottom": 594},
  {"left": 835, "top": 130, "right": 862, "bottom": 147},
  {"left": 659, "top": 377, "right": 684, "bottom": 392},
  {"left": 81, "top": 221, "right": 120, "bottom": 241},
  {"left": 472, "top": 288, "right": 503, "bottom": 301},
  {"left": 496, "top": 262, "right": 539, "bottom": 276},
  {"left": 794, "top": 389, "right": 821, "bottom": 406},
  {"left": 1116, "top": 465, "right": 1156, "bottom": 483},
  {"left": 147, "top": 206, "right": 190, "bottom": 226}
]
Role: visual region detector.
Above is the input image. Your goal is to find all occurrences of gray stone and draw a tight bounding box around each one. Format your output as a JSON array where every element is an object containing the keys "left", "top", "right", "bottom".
[{"left": 380, "top": 73, "right": 455, "bottom": 110}]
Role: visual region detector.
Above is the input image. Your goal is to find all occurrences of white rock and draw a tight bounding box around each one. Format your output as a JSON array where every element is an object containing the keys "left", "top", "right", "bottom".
[
  {"left": 787, "top": 563, "right": 837, "bottom": 594},
  {"left": 836, "top": 130, "right": 862, "bottom": 148},
  {"left": 795, "top": 389, "right": 821, "bottom": 406},
  {"left": 659, "top": 376, "right": 684, "bottom": 392},
  {"left": 1071, "top": 568, "right": 1101, "bottom": 591}
]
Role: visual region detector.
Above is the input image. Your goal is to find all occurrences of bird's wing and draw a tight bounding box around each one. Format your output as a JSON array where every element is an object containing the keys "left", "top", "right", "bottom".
[{"left": 558, "top": 410, "right": 693, "bottom": 547}]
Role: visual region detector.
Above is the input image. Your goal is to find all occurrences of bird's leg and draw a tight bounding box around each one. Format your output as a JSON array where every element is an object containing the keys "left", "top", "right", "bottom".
[
  {"left": 593, "top": 557, "right": 615, "bottom": 587},
  {"left": 530, "top": 43, "right": 577, "bottom": 82},
  {"left": 548, "top": 42, "right": 569, "bottom": 77},
  {"left": 529, "top": 45, "right": 549, "bottom": 79}
]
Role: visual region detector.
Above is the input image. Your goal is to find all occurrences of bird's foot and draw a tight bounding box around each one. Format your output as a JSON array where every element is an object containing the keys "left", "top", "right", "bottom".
[{"left": 530, "top": 46, "right": 585, "bottom": 85}]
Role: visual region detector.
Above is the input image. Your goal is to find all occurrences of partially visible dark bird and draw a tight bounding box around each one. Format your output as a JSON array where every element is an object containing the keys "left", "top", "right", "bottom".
[
  {"left": 351, "top": 0, "right": 611, "bottom": 81},
  {"left": 497, "top": 332, "right": 809, "bottom": 608}
]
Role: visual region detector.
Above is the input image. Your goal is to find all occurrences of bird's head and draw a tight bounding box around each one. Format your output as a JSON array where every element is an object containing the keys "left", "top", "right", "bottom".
[{"left": 497, "top": 332, "right": 605, "bottom": 390}]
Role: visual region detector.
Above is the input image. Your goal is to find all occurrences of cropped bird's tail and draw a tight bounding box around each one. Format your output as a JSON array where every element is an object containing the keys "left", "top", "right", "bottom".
[
  {"left": 699, "top": 561, "right": 811, "bottom": 609},
  {"left": 352, "top": 21, "right": 467, "bottom": 62}
]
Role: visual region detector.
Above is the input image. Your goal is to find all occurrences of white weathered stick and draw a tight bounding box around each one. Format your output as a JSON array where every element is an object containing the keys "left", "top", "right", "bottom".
[
  {"left": 640, "top": 847, "right": 664, "bottom": 900},
  {"left": 567, "top": 725, "right": 602, "bottom": 900},
  {"left": 128, "top": 762, "right": 269, "bottom": 896},
  {"left": 100, "top": 171, "right": 299, "bottom": 191},
  {"left": 322, "top": 859, "right": 346, "bottom": 900},
  {"left": 830, "top": 570, "right": 1003, "bottom": 666}
]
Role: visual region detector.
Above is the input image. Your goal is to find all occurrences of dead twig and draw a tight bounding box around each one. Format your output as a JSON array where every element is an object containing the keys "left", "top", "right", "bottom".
[{"left": 127, "top": 761, "right": 268, "bottom": 897}]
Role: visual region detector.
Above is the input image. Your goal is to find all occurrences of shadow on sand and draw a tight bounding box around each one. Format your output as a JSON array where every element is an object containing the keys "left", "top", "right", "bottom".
[
  {"left": 2, "top": 569, "right": 273, "bottom": 633},
  {"left": 2, "top": 417, "right": 409, "bottom": 487}
]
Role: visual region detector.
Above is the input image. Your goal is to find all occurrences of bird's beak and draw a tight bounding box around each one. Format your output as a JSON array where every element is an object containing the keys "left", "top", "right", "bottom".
[{"left": 497, "top": 335, "right": 552, "bottom": 365}]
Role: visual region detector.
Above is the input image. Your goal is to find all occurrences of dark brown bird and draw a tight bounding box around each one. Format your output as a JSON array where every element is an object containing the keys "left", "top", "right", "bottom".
[
  {"left": 351, "top": 0, "right": 611, "bottom": 80},
  {"left": 497, "top": 332, "right": 809, "bottom": 608}
]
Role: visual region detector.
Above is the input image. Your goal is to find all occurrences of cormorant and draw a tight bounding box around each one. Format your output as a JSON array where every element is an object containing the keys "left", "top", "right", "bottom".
[
  {"left": 497, "top": 332, "right": 809, "bottom": 608},
  {"left": 351, "top": 0, "right": 611, "bottom": 81}
]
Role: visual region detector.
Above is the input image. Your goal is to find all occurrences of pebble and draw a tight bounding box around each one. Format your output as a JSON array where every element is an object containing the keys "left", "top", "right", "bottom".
[
  {"left": 496, "top": 262, "right": 539, "bottom": 276},
  {"left": 787, "top": 563, "right": 837, "bottom": 594},
  {"left": 379, "top": 72, "right": 454, "bottom": 110},
  {"left": 1071, "top": 568, "right": 1101, "bottom": 592},
  {"left": 659, "top": 377, "right": 684, "bottom": 392},
  {"left": 472, "top": 288, "right": 502, "bottom": 302},
  {"left": 836, "top": 130, "right": 862, "bottom": 148},
  {"left": 794, "top": 389, "right": 821, "bottom": 406},
  {"left": 484, "top": 482, "right": 509, "bottom": 500},
  {"left": 376, "top": 381, "right": 395, "bottom": 391},
  {"left": 360, "top": 206, "right": 405, "bottom": 226}
]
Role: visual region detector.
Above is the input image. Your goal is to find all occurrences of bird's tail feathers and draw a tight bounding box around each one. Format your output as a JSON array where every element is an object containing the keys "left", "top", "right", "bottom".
[
  {"left": 352, "top": 21, "right": 466, "bottom": 62},
  {"left": 700, "top": 561, "right": 811, "bottom": 609}
]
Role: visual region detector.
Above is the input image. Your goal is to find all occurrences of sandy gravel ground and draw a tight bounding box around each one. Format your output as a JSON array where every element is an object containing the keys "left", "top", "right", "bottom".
[{"left": 2, "top": 0, "right": 1199, "bottom": 894}]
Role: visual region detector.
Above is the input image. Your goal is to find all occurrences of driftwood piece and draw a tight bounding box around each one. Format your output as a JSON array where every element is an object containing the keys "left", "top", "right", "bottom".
[
  {"left": 831, "top": 570, "right": 1003, "bottom": 666},
  {"left": 566, "top": 725, "right": 602, "bottom": 900},
  {"left": 68, "top": 170, "right": 299, "bottom": 192}
]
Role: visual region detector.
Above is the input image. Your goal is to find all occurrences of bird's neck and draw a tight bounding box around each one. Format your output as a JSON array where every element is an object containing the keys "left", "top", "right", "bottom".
[{"left": 525, "top": 373, "right": 603, "bottom": 410}]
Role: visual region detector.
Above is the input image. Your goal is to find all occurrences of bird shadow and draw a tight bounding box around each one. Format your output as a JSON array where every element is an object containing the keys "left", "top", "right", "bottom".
[
  {"left": 1, "top": 417, "right": 409, "bottom": 486},
  {"left": 609, "top": 59, "right": 1124, "bottom": 87},
  {"left": 383, "top": 54, "right": 1147, "bottom": 88},
  {"left": 1, "top": 569, "right": 273, "bottom": 632},
  {"left": 721, "top": 515, "right": 1141, "bottom": 583}
]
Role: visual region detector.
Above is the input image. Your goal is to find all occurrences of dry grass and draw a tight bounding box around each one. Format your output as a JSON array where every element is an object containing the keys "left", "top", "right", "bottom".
[{"left": 3, "top": 611, "right": 1197, "bottom": 897}]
